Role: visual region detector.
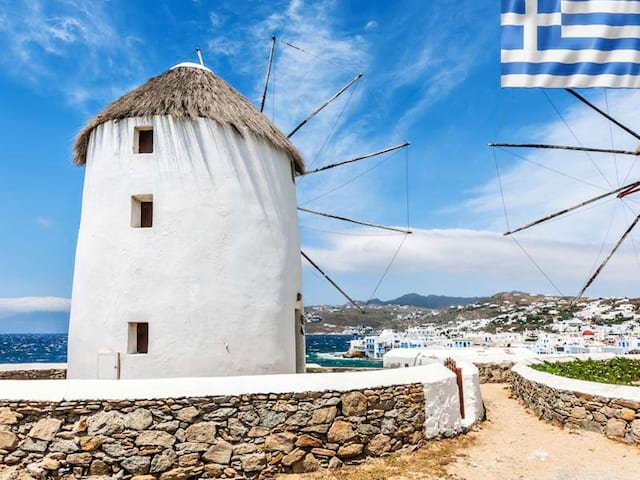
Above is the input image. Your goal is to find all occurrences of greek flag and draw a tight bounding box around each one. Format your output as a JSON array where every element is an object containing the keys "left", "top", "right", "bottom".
[{"left": 502, "top": 0, "right": 640, "bottom": 87}]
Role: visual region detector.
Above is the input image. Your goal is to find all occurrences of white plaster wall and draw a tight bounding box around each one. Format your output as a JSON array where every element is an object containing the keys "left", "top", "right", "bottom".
[
  {"left": 1, "top": 364, "right": 452, "bottom": 402},
  {"left": 383, "top": 347, "right": 538, "bottom": 368},
  {"left": 457, "top": 361, "right": 485, "bottom": 429},
  {"left": 422, "top": 368, "right": 463, "bottom": 438},
  {"left": 0, "top": 363, "right": 67, "bottom": 373},
  {"left": 382, "top": 348, "right": 627, "bottom": 369},
  {"left": 67, "top": 116, "right": 302, "bottom": 379},
  {"left": 513, "top": 360, "right": 640, "bottom": 402}
]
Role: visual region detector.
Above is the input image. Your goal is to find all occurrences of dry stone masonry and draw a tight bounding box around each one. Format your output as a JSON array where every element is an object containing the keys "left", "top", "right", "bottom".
[
  {"left": 0, "top": 384, "right": 426, "bottom": 478},
  {"left": 475, "top": 362, "right": 513, "bottom": 384},
  {"left": 0, "top": 369, "right": 66, "bottom": 381},
  {"left": 512, "top": 367, "right": 640, "bottom": 444}
]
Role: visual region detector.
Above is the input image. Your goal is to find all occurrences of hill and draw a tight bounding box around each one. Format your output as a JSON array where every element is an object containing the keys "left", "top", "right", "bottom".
[{"left": 367, "top": 293, "right": 487, "bottom": 308}]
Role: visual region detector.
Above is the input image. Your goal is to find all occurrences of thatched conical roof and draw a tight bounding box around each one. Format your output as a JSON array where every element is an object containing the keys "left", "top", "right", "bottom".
[{"left": 73, "top": 63, "right": 304, "bottom": 174}]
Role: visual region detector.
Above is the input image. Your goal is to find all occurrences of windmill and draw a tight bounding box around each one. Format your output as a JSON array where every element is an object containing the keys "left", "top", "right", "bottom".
[{"left": 65, "top": 39, "right": 412, "bottom": 379}]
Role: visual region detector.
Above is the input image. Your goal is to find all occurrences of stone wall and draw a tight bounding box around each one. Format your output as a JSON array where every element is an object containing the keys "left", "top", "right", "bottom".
[
  {"left": 0, "top": 368, "right": 66, "bottom": 381},
  {"left": 0, "top": 384, "right": 426, "bottom": 479},
  {"left": 511, "top": 365, "right": 640, "bottom": 444},
  {"left": 305, "top": 367, "right": 376, "bottom": 374},
  {"left": 476, "top": 362, "right": 513, "bottom": 384}
]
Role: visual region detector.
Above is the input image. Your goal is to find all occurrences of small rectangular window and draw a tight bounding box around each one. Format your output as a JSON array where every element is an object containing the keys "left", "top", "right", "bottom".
[
  {"left": 140, "top": 201, "right": 153, "bottom": 228},
  {"left": 128, "top": 322, "right": 149, "bottom": 354},
  {"left": 135, "top": 127, "right": 153, "bottom": 154},
  {"left": 131, "top": 194, "right": 153, "bottom": 228}
]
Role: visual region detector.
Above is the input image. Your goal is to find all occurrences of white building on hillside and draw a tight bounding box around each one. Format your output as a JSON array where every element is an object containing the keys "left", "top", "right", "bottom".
[{"left": 67, "top": 62, "right": 305, "bottom": 379}]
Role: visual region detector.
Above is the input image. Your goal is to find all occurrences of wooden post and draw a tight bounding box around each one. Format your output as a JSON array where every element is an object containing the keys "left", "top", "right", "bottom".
[
  {"left": 574, "top": 213, "right": 640, "bottom": 303},
  {"left": 302, "top": 142, "right": 411, "bottom": 175},
  {"left": 298, "top": 207, "right": 412, "bottom": 234},
  {"left": 489, "top": 142, "right": 640, "bottom": 157},
  {"left": 288, "top": 73, "right": 363, "bottom": 138},
  {"left": 301, "top": 250, "right": 364, "bottom": 313},
  {"left": 444, "top": 358, "right": 465, "bottom": 419},
  {"left": 504, "top": 180, "right": 640, "bottom": 236},
  {"left": 260, "top": 36, "right": 276, "bottom": 113},
  {"left": 566, "top": 88, "right": 640, "bottom": 142}
]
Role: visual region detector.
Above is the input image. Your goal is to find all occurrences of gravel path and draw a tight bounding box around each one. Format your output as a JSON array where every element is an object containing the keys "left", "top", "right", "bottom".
[
  {"left": 282, "top": 383, "right": 639, "bottom": 480},
  {"left": 448, "top": 384, "right": 639, "bottom": 480}
]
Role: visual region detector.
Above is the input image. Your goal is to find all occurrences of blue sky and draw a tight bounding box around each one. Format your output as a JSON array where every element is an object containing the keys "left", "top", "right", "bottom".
[{"left": 2, "top": 0, "right": 640, "bottom": 332}]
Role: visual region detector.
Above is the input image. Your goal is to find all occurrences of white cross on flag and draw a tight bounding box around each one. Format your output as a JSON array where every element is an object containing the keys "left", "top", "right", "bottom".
[{"left": 501, "top": 0, "right": 640, "bottom": 87}]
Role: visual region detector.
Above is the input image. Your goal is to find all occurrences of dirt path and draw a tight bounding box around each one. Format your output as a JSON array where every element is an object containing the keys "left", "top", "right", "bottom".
[
  {"left": 448, "top": 383, "right": 639, "bottom": 480},
  {"left": 282, "top": 384, "right": 640, "bottom": 480}
]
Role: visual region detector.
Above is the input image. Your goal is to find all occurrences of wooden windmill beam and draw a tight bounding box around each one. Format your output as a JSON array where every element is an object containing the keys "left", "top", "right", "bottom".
[
  {"left": 574, "top": 213, "right": 640, "bottom": 303},
  {"left": 302, "top": 142, "right": 411, "bottom": 175},
  {"left": 288, "top": 73, "right": 363, "bottom": 138},
  {"left": 489, "top": 143, "right": 640, "bottom": 157},
  {"left": 301, "top": 250, "right": 364, "bottom": 313},
  {"left": 504, "top": 180, "right": 640, "bottom": 236},
  {"left": 260, "top": 35, "right": 276, "bottom": 113},
  {"left": 298, "top": 207, "right": 412, "bottom": 234},
  {"left": 566, "top": 88, "right": 640, "bottom": 142}
]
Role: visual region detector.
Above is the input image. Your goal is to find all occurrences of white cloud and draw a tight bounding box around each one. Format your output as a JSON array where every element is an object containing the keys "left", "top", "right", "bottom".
[
  {"left": 204, "top": 0, "right": 387, "bottom": 222},
  {"left": 35, "top": 217, "right": 54, "bottom": 228},
  {"left": 201, "top": 1, "right": 492, "bottom": 231},
  {"left": 388, "top": 2, "right": 494, "bottom": 138},
  {"left": 464, "top": 89, "right": 640, "bottom": 241},
  {"left": 364, "top": 20, "right": 378, "bottom": 31},
  {"left": 0, "top": 0, "right": 143, "bottom": 110},
  {"left": 304, "top": 227, "right": 640, "bottom": 298},
  {"left": 0, "top": 297, "right": 71, "bottom": 317},
  {"left": 435, "top": 89, "right": 640, "bottom": 297},
  {"left": 209, "top": 12, "right": 222, "bottom": 27},
  {"left": 303, "top": 88, "right": 640, "bottom": 301},
  {"left": 299, "top": 88, "right": 640, "bottom": 300},
  {"left": 207, "top": 37, "right": 239, "bottom": 56}
]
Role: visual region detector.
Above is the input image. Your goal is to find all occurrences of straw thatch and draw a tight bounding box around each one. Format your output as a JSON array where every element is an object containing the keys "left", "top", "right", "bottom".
[{"left": 73, "top": 65, "right": 304, "bottom": 174}]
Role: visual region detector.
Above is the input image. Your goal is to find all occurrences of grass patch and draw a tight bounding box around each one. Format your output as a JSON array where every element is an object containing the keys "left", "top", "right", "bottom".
[
  {"left": 277, "top": 435, "right": 475, "bottom": 480},
  {"left": 532, "top": 357, "right": 640, "bottom": 386}
]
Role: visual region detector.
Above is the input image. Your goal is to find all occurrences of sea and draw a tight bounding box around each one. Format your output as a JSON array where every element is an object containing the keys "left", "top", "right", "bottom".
[{"left": 0, "top": 333, "right": 382, "bottom": 368}]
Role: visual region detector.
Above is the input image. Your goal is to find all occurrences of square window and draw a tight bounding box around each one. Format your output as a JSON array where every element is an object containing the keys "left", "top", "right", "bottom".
[
  {"left": 134, "top": 127, "right": 154, "bottom": 154},
  {"left": 128, "top": 322, "right": 149, "bottom": 354},
  {"left": 131, "top": 195, "right": 153, "bottom": 228}
]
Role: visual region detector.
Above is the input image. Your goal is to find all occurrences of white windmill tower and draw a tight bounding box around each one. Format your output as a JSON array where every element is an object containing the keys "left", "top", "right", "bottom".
[{"left": 66, "top": 60, "right": 306, "bottom": 379}]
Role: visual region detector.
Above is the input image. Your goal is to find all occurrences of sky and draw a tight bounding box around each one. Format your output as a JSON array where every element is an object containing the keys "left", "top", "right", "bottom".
[{"left": 1, "top": 0, "right": 640, "bottom": 332}]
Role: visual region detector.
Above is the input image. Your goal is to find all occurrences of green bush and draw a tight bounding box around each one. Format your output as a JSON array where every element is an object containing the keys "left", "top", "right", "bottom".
[{"left": 531, "top": 358, "right": 640, "bottom": 386}]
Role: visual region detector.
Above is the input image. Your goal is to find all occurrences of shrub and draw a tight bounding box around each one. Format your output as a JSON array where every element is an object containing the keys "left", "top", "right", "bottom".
[{"left": 531, "top": 357, "right": 640, "bottom": 386}]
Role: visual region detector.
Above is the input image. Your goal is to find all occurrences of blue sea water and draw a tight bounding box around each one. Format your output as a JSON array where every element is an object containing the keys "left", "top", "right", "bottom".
[
  {"left": 305, "top": 334, "right": 382, "bottom": 368},
  {"left": 0, "top": 333, "right": 381, "bottom": 368},
  {"left": 0, "top": 334, "right": 68, "bottom": 363}
]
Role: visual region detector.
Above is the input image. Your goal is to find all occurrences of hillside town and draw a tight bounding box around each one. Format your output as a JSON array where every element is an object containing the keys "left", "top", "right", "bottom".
[{"left": 305, "top": 293, "right": 640, "bottom": 360}]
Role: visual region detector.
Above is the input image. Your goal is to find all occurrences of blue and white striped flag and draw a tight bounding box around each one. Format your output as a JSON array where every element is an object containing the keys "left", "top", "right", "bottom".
[{"left": 501, "top": 0, "right": 640, "bottom": 87}]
